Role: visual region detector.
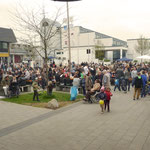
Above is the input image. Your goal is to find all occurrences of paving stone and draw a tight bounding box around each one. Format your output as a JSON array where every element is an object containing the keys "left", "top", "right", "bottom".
[{"left": 0, "top": 89, "right": 150, "bottom": 150}]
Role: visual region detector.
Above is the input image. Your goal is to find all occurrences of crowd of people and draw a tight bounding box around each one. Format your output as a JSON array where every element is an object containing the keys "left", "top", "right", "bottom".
[{"left": 0, "top": 61, "right": 150, "bottom": 110}]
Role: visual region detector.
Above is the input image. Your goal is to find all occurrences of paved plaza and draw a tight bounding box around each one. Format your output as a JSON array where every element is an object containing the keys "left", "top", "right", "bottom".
[{"left": 0, "top": 89, "right": 150, "bottom": 150}]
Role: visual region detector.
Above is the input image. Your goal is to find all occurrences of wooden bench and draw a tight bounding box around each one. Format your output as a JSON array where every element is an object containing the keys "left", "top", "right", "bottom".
[
  {"left": 20, "top": 85, "right": 33, "bottom": 92},
  {"left": 56, "top": 85, "right": 83, "bottom": 94}
]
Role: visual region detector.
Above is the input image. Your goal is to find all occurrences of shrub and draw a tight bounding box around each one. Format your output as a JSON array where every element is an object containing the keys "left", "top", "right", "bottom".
[{"left": 104, "top": 59, "right": 110, "bottom": 62}]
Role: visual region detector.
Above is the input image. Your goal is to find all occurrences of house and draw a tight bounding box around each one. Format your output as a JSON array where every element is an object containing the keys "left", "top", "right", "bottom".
[{"left": 0, "top": 27, "right": 17, "bottom": 64}]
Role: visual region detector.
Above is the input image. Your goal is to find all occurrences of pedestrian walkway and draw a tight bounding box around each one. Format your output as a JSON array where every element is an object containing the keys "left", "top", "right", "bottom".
[{"left": 0, "top": 89, "right": 150, "bottom": 150}]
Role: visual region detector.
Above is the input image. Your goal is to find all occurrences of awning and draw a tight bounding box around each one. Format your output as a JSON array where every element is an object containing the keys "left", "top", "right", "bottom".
[{"left": 116, "top": 57, "right": 132, "bottom": 61}]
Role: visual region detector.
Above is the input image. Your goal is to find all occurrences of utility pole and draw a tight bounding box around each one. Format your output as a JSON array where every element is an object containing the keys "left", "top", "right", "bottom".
[
  {"left": 66, "top": 2, "right": 71, "bottom": 70},
  {"left": 51, "top": 0, "right": 81, "bottom": 70}
]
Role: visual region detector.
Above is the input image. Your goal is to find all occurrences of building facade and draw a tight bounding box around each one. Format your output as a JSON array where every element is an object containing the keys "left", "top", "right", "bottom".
[
  {"left": 55, "top": 26, "right": 128, "bottom": 65},
  {"left": 0, "top": 27, "right": 17, "bottom": 64},
  {"left": 127, "top": 38, "right": 150, "bottom": 60},
  {"left": 10, "top": 43, "right": 34, "bottom": 63}
]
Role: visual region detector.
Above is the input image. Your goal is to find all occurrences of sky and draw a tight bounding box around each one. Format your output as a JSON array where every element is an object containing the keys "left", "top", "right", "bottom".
[{"left": 1, "top": 0, "right": 150, "bottom": 41}]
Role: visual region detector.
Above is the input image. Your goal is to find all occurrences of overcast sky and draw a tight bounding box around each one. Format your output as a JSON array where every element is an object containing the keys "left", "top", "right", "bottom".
[{"left": 1, "top": 0, "right": 150, "bottom": 41}]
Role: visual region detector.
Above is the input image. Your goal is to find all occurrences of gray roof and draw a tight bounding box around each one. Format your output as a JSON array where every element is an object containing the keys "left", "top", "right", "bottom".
[
  {"left": 79, "top": 26, "right": 127, "bottom": 47},
  {"left": 0, "top": 28, "right": 17, "bottom": 43}
]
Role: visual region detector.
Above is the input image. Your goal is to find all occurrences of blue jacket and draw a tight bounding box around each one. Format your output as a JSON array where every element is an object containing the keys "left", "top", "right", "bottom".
[{"left": 141, "top": 74, "right": 147, "bottom": 86}]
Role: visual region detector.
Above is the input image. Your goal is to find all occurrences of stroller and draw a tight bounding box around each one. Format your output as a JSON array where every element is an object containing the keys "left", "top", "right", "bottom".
[
  {"left": 8, "top": 82, "right": 20, "bottom": 98},
  {"left": 90, "top": 91, "right": 101, "bottom": 103}
]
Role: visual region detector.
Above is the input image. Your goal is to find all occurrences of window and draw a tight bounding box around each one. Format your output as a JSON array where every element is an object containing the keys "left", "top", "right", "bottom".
[
  {"left": 0, "top": 42, "right": 8, "bottom": 49},
  {"left": 113, "top": 50, "right": 120, "bottom": 61},
  {"left": 57, "top": 52, "right": 61, "bottom": 55},
  {"left": 0, "top": 42, "right": 8, "bottom": 52},
  {"left": 87, "top": 49, "right": 91, "bottom": 54},
  {"left": 3, "top": 42, "right": 8, "bottom": 49},
  {"left": 65, "top": 41, "right": 67, "bottom": 45}
]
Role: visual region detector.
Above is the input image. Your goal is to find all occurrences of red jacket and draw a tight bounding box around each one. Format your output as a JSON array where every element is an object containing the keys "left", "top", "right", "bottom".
[{"left": 104, "top": 91, "right": 112, "bottom": 100}]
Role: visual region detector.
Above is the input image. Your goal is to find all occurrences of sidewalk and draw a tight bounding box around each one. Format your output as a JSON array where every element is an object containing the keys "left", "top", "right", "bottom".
[{"left": 0, "top": 89, "right": 150, "bottom": 150}]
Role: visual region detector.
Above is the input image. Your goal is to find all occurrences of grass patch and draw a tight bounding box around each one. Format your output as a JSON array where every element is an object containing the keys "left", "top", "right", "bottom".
[{"left": 1, "top": 91, "right": 84, "bottom": 109}]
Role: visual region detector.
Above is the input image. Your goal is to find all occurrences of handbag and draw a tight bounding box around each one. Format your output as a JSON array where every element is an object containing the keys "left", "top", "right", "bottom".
[{"left": 128, "top": 77, "right": 132, "bottom": 82}]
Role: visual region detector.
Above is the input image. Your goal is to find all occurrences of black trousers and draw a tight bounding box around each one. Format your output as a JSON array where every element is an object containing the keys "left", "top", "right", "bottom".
[
  {"left": 33, "top": 90, "right": 39, "bottom": 101},
  {"left": 105, "top": 100, "right": 110, "bottom": 112}
]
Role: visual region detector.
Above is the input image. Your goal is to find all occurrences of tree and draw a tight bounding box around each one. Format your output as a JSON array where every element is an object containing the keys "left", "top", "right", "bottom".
[
  {"left": 95, "top": 41, "right": 105, "bottom": 60},
  {"left": 135, "top": 35, "right": 150, "bottom": 56},
  {"left": 13, "top": 4, "right": 63, "bottom": 94}
]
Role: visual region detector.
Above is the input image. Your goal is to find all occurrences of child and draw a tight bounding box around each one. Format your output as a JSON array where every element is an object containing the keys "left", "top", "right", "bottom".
[
  {"left": 98, "top": 87, "right": 106, "bottom": 114},
  {"left": 104, "top": 87, "right": 113, "bottom": 112},
  {"left": 114, "top": 79, "right": 120, "bottom": 91}
]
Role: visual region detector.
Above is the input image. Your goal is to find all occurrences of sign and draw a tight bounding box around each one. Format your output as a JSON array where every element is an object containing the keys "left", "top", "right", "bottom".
[{"left": 0, "top": 53, "right": 9, "bottom": 57}]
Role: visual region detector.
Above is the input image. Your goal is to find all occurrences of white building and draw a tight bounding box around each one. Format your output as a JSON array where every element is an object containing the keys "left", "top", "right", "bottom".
[
  {"left": 55, "top": 26, "right": 128, "bottom": 65},
  {"left": 127, "top": 38, "right": 150, "bottom": 60},
  {"left": 38, "top": 19, "right": 128, "bottom": 65}
]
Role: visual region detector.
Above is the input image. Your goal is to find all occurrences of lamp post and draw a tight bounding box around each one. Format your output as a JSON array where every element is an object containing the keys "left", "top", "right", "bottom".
[{"left": 51, "top": 0, "right": 81, "bottom": 70}]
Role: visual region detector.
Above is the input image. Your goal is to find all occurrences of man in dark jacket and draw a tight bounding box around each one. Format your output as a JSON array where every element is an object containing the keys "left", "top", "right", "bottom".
[
  {"left": 133, "top": 72, "right": 142, "bottom": 100},
  {"left": 95, "top": 71, "right": 103, "bottom": 86},
  {"left": 115, "top": 67, "right": 124, "bottom": 89}
]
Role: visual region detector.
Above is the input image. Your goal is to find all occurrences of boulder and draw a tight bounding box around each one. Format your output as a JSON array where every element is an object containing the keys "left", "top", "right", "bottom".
[{"left": 47, "top": 99, "right": 59, "bottom": 109}]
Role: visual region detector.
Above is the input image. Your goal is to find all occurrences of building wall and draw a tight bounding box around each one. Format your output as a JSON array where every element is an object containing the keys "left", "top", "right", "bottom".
[
  {"left": 95, "top": 38, "right": 113, "bottom": 47},
  {"left": 64, "top": 46, "right": 96, "bottom": 64},
  {"left": 127, "top": 39, "right": 142, "bottom": 60},
  {"left": 53, "top": 26, "right": 128, "bottom": 65}
]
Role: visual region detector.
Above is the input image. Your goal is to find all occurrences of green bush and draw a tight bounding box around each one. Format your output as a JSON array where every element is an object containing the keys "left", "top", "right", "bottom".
[
  {"left": 104, "top": 59, "right": 110, "bottom": 62},
  {"left": 134, "top": 60, "right": 138, "bottom": 63}
]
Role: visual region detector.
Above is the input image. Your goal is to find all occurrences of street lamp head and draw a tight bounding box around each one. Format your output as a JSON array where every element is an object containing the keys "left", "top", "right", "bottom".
[{"left": 52, "top": 0, "right": 81, "bottom": 2}]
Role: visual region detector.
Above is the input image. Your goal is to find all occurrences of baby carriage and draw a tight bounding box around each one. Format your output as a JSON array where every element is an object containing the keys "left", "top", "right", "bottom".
[
  {"left": 8, "top": 82, "right": 20, "bottom": 98},
  {"left": 90, "top": 91, "right": 101, "bottom": 103}
]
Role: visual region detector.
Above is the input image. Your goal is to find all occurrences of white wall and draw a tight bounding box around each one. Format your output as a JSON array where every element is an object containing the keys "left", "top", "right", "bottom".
[
  {"left": 95, "top": 38, "right": 113, "bottom": 47},
  {"left": 56, "top": 47, "right": 97, "bottom": 65},
  {"left": 127, "top": 40, "right": 140, "bottom": 59}
]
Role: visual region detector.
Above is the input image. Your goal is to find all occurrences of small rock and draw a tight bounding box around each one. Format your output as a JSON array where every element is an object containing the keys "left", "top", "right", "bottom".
[{"left": 47, "top": 99, "right": 59, "bottom": 109}]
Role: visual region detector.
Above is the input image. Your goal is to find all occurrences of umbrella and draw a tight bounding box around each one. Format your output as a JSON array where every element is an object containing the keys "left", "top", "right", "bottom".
[
  {"left": 116, "top": 57, "right": 133, "bottom": 62},
  {"left": 136, "top": 55, "right": 150, "bottom": 59}
]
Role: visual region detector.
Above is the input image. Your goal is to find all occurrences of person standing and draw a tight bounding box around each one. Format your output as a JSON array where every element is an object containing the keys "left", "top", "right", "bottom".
[
  {"left": 102, "top": 70, "right": 110, "bottom": 88},
  {"left": 84, "top": 72, "right": 93, "bottom": 103},
  {"left": 141, "top": 71, "right": 147, "bottom": 98},
  {"left": 124, "top": 68, "right": 131, "bottom": 92},
  {"left": 133, "top": 72, "right": 142, "bottom": 100},
  {"left": 32, "top": 78, "right": 40, "bottom": 101},
  {"left": 80, "top": 73, "right": 86, "bottom": 96},
  {"left": 95, "top": 71, "right": 103, "bottom": 87},
  {"left": 131, "top": 67, "right": 137, "bottom": 86},
  {"left": 104, "top": 87, "right": 113, "bottom": 112},
  {"left": 115, "top": 66, "right": 124, "bottom": 90}
]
